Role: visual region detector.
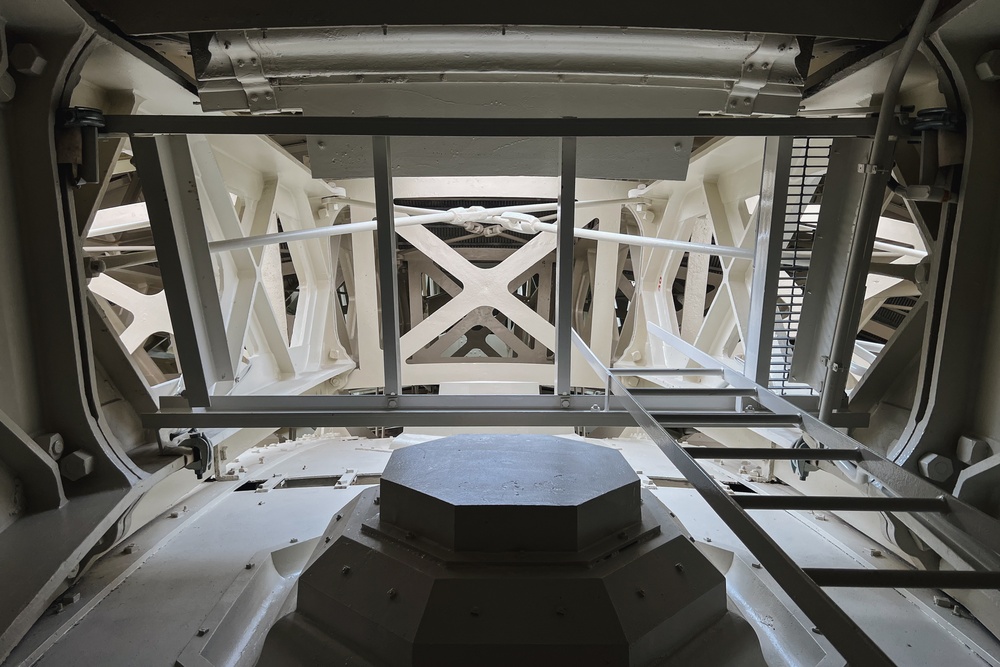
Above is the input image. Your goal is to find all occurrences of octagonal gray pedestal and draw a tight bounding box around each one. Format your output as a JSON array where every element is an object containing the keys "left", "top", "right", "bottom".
[{"left": 257, "top": 435, "right": 767, "bottom": 666}]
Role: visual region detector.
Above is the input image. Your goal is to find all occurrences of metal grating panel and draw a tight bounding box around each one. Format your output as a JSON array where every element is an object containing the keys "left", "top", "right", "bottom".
[{"left": 768, "top": 137, "right": 831, "bottom": 395}]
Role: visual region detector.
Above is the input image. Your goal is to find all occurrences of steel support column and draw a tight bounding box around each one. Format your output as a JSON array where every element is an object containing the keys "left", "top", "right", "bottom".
[
  {"left": 554, "top": 137, "right": 577, "bottom": 395},
  {"left": 744, "top": 137, "right": 793, "bottom": 385},
  {"left": 131, "top": 135, "right": 233, "bottom": 406},
  {"left": 372, "top": 136, "right": 402, "bottom": 396}
]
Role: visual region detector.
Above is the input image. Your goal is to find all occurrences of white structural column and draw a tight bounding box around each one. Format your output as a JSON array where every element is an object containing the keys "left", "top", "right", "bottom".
[
  {"left": 588, "top": 204, "right": 625, "bottom": 366},
  {"left": 681, "top": 217, "right": 714, "bottom": 343}
]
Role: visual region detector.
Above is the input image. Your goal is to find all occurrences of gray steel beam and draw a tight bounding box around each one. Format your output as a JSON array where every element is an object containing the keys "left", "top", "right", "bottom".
[
  {"left": 201, "top": 393, "right": 738, "bottom": 412},
  {"left": 734, "top": 495, "right": 948, "bottom": 512},
  {"left": 805, "top": 569, "right": 1000, "bottom": 589},
  {"left": 684, "top": 446, "right": 862, "bottom": 461},
  {"left": 744, "top": 136, "right": 793, "bottom": 385},
  {"left": 131, "top": 135, "right": 233, "bottom": 406},
  {"left": 140, "top": 408, "right": 802, "bottom": 429},
  {"left": 101, "top": 115, "right": 882, "bottom": 139},
  {"left": 372, "top": 136, "right": 402, "bottom": 396},
  {"left": 74, "top": 0, "right": 925, "bottom": 41},
  {"left": 555, "top": 137, "right": 576, "bottom": 395},
  {"left": 790, "top": 137, "right": 875, "bottom": 391},
  {"left": 572, "top": 329, "right": 895, "bottom": 666}
]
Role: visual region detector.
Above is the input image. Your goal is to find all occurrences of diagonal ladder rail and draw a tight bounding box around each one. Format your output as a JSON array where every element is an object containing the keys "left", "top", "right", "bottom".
[
  {"left": 572, "top": 329, "right": 896, "bottom": 666},
  {"left": 646, "top": 320, "right": 1000, "bottom": 573}
]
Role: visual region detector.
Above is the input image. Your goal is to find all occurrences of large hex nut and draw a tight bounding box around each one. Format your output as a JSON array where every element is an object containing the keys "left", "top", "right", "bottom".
[
  {"left": 60, "top": 450, "right": 95, "bottom": 481},
  {"left": 919, "top": 453, "right": 954, "bottom": 482},
  {"left": 10, "top": 43, "right": 46, "bottom": 76},
  {"left": 34, "top": 432, "right": 64, "bottom": 461},
  {"left": 957, "top": 436, "right": 990, "bottom": 465},
  {"left": 976, "top": 50, "right": 1000, "bottom": 82}
]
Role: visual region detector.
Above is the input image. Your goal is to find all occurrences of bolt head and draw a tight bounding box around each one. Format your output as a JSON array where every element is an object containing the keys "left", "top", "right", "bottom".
[
  {"left": 59, "top": 450, "right": 94, "bottom": 481},
  {"left": 10, "top": 43, "right": 46, "bottom": 76},
  {"left": 35, "top": 432, "right": 64, "bottom": 460},
  {"left": 976, "top": 50, "right": 1000, "bottom": 82},
  {"left": 919, "top": 453, "right": 954, "bottom": 482}
]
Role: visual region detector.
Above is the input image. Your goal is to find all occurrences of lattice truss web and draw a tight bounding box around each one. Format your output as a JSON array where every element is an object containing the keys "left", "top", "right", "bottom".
[{"left": 84, "top": 134, "right": 926, "bottom": 401}]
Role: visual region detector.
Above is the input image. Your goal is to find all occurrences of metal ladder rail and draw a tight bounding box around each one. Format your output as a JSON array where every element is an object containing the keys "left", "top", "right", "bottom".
[
  {"left": 647, "top": 321, "right": 1000, "bottom": 572},
  {"left": 572, "top": 329, "right": 897, "bottom": 667}
]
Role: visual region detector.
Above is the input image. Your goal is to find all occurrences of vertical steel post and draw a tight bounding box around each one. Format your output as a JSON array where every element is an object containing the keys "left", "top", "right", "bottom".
[
  {"left": 372, "top": 136, "right": 402, "bottom": 397},
  {"left": 555, "top": 137, "right": 577, "bottom": 396},
  {"left": 744, "top": 136, "right": 793, "bottom": 386},
  {"left": 131, "top": 135, "right": 233, "bottom": 406}
]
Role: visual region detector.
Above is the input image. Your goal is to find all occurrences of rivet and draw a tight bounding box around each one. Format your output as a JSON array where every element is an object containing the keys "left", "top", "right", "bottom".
[
  {"left": 197, "top": 628, "right": 210, "bottom": 637},
  {"left": 237, "top": 59, "right": 245, "bottom": 67},
  {"left": 325, "top": 536, "right": 331, "bottom": 543},
  {"left": 556, "top": 607, "right": 567, "bottom": 616},
  {"left": 636, "top": 588, "right": 646, "bottom": 598},
  {"left": 675, "top": 562, "right": 684, "bottom": 572},
  {"left": 342, "top": 566, "right": 351, "bottom": 575},
  {"left": 245, "top": 562, "right": 254, "bottom": 570},
  {"left": 752, "top": 562, "right": 762, "bottom": 569},
  {"left": 336, "top": 514, "right": 342, "bottom": 521},
  {"left": 761, "top": 62, "right": 770, "bottom": 70},
  {"left": 250, "top": 94, "right": 259, "bottom": 102},
  {"left": 470, "top": 607, "right": 480, "bottom": 617},
  {"left": 387, "top": 588, "right": 398, "bottom": 600},
  {"left": 747, "top": 64, "right": 754, "bottom": 72},
  {"left": 618, "top": 531, "right": 628, "bottom": 540}
]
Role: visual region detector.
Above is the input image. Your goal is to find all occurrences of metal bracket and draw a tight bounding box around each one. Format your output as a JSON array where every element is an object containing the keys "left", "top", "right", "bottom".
[
  {"left": 57, "top": 107, "right": 105, "bottom": 184},
  {"left": 170, "top": 428, "right": 213, "bottom": 479},
  {"left": 726, "top": 35, "right": 796, "bottom": 116},
  {"left": 857, "top": 163, "right": 890, "bottom": 175},
  {"left": 217, "top": 31, "right": 278, "bottom": 114}
]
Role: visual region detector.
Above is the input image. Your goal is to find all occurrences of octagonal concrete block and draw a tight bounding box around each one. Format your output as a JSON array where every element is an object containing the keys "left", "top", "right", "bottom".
[{"left": 379, "top": 434, "right": 641, "bottom": 552}]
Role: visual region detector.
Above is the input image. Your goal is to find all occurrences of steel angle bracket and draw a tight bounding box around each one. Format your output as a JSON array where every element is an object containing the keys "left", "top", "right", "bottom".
[
  {"left": 215, "top": 31, "right": 278, "bottom": 114},
  {"left": 727, "top": 35, "right": 799, "bottom": 115}
]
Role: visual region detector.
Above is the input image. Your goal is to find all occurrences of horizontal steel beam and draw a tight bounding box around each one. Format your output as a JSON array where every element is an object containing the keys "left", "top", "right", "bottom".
[
  {"left": 101, "top": 115, "right": 882, "bottom": 139},
  {"left": 661, "top": 413, "right": 802, "bottom": 427},
  {"left": 144, "top": 408, "right": 633, "bottom": 428},
  {"left": 609, "top": 367, "right": 725, "bottom": 376},
  {"left": 805, "top": 568, "right": 1000, "bottom": 589},
  {"left": 193, "top": 393, "right": 738, "bottom": 412},
  {"left": 141, "top": 407, "right": 804, "bottom": 429},
  {"left": 734, "top": 495, "right": 949, "bottom": 512},
  {"left": 684, "top": 446, "right": 862, "bottom": 461}
]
